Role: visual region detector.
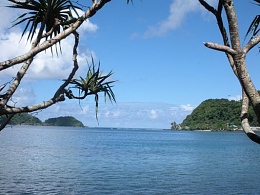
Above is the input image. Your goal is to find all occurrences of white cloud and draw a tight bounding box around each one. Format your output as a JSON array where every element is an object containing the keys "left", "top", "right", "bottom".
[
  {"left": 143, "top": 0, "right": 217, "bottom": 37},
  {"left": 180, "top": 104, "right": 195, "bottom": 111},
  {"left": 72, "top": 9, "right": 99, "bottom": 34},
  {"left": 228, "top": 95, "right": 242, "bottom": 101},
  {"left": 36, "top": 102, "right": 194, "bottom": 129},
  {"left": 149, "top": 109, "right": 158, "bottom": 119},
  {"left": 0, "top": 4, "right": 98, "bottom": 80}
]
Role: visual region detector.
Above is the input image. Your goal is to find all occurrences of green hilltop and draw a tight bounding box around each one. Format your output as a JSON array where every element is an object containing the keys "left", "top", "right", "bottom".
[
  {"left": 177, "top": 98, "right": 258, "bottom": 131},
  {"left": 0, "top": 114, "right": 84, "bottom": 127},
  {"left": 44, "top": 116, "right": 84, "bottom": 127}
]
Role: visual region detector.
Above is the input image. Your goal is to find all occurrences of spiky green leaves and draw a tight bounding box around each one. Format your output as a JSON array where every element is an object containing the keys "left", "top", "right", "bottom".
[
  {"left": 8, "top": 0, "right": 80, "bottom": 43},
  {"left": 246, "top": 0, "right": 260, "bottom": 38},
  {"left": 65, "top": 58, "right": 116, "bottom": 121}
]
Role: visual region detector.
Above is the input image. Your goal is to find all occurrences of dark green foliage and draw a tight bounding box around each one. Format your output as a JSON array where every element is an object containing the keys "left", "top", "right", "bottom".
[
  {"left": 8, "top": 0, "right": 80, "bottom": 55},
  {"left": 181, "top": 99, "right": 258, "bottom": 130},
  {"left": 65, "top": 57, "right": 116, "bottom": 121},
  {"left": 0, "top": 113, "right": 42, "bottom": 125},
  {"left": 0, "top": 114, "right": 84, "bottom": 127},
  {"left": 8, "top": 0, "right": 80, "bottom": 41},
  {"left": 44, "top": 116, "right": 84, "bottom": 127}
]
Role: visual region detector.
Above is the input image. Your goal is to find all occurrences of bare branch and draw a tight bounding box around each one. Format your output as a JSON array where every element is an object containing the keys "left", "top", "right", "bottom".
[
  {"left": 203, "top": 42, "right": 237, "bottom": 54},
  {"left": 54, "top": 31, "right": 80, "bottom": 99},
  {"left": 0, "top": 114, "right": 15, "bottom": 131},
  {"left": 241, "top": 90, "right": 260, "bottom": 144},
  {"left": 198, "top": 0, "right": 216, "bottom": 14},
  {"left": 0, "top": 96, "right": 65, "bottom": 114},
  {"left": 222, "top": 0, "right": 241, "bottom": 50},
  {"left": 243, "top": 34, "right": 260, "bottom": 53}
]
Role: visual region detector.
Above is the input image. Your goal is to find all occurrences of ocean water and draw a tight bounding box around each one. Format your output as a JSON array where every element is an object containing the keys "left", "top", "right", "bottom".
[{"left": 0, "top": 126, "right": 260, "bottom": 194}]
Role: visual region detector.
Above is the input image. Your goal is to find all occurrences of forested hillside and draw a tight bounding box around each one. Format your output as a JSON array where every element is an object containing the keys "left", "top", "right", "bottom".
[
  {"left": 44, "top": 116, "right": 84, "bottom": 127},
  {"left": 0, "top": 113, "right": 43, "bottom": 125},
  {"left": 181, "top": 99, "right": 258, "bottom": 130},
  {"left": 0, "top": 114, "right": 84, "bottom": 127}
]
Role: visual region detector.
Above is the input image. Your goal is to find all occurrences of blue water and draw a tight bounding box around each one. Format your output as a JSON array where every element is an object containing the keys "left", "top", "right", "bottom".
[{"left": 0, "top": 126, "right": 260, "bottom": 194}]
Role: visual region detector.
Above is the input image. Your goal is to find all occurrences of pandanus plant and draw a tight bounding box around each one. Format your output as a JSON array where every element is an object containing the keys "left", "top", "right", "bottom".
[
  {"left": 64, "top": 58, "right": 117, "bottom": 121},
  {"left": 246, "top": 0, "right": 260, "bottom": 38},
  {"left": 8, "top": 0, "right": 80, "bottom": 52}
]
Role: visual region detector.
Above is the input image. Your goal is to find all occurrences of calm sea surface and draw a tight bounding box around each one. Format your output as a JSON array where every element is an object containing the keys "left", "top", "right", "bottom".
[{"left": 0, "top": 126, "right": 260, "bottom": 194}]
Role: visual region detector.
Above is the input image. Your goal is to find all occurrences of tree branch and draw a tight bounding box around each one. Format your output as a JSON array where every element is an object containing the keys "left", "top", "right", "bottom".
[
  {"left": 54, "top": 31, "right": 80, "bottom": 99},
  {"left": 222, "top": 0, "right": 241, "bottom": 50},
  {"left": 203, "top": 42, "right": 237, "bottom": 54},
  {"left": 243, "top": 34, "right": 260, "bottom": 53},
  {"left": 0, "top": 114, "right": 15, "bottom": 131},
  {"left": 241, "top": 90, "right": 260, "bottom": 144}
]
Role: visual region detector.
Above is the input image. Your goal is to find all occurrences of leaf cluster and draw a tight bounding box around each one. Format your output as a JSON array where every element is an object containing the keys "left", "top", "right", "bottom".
[
  {"left": 246, "top": 0, "right": 260, "bottom": 38},
  {"left": 65, "top": 58, "right": 116, "bottom": 121},
  {"left": 8, "top": 0, "right": 80, "bottom": 42}
]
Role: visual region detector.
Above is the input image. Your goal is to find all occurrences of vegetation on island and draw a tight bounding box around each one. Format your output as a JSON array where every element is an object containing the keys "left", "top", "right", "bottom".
[
  {"left": 3, "top": 113, "right": 43, "bottom": 126},
  {"left": 44, "top": 116, "right": 84, "bottom": 127},
  {"left": 171, "top": 98, "right": 258, "bottom": 131},
  {"left": 0, "top": 113, "right": 84, "bottom": 127}
]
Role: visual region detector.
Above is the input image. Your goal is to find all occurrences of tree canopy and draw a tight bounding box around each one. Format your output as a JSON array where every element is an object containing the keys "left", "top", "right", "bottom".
[{"left": 181, "top": 99, "right": 258, "bottom": 130}]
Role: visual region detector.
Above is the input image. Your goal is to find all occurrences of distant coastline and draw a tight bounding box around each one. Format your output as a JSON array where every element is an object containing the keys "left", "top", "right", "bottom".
[{"left": 1, "top": 114, "right": 85, "bottom": 127}]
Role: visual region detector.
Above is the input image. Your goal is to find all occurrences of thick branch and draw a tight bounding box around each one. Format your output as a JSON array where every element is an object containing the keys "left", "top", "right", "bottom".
[
  {"left": 203, "top": 42, "right": 237, "bottom": 54},
  {"left": 243, "top": 34, "right": 260, "bottom": 53},
  {"left": 0, "top": 96, "right": 65, "bottom": 114},
  {"left": 0, "top": 58, "right": 33, "bottom": 106},
  {"left": 222, "top": 0, "right": 241, "bottom": 50},
  {"left": 241, "top": 90, "right": 260, "bottom": 144},
  {"left": 0, "top": 114, "right": 15, "bottom": 131}
]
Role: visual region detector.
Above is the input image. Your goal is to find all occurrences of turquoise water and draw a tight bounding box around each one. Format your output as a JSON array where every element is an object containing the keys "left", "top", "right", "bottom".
[{"left": 0, "top": 126, "right": 260, "bottom": 194}]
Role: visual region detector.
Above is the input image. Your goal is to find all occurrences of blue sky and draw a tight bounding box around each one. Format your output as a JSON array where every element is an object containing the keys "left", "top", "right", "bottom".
[{"left": 0, "top": 0, "right": 259, "bottom": 129}]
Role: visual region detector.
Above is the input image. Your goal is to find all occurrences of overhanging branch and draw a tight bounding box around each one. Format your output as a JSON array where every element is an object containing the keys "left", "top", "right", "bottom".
[{"left": 203, "top": 42, "right": 237, "bottom": 54}]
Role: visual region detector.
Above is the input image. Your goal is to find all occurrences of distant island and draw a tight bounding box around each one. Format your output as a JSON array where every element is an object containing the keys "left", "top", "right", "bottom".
[
  {"left": 44, "top": 116, "right": 84, "bottom": 127},
  {"left": 171, "top": 98, "right": 258, "bottom": 131},
  {"left": 0, "top": 114, "right": 85, "bottom": 127}
]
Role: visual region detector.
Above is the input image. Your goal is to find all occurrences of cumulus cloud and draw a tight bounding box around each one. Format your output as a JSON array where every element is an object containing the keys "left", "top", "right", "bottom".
[
  {"left": 143, "top": 0, "right": 217, "bottom": 38},
  {"left": 0, "top": 4, "right": 98, "bottom": 80}
]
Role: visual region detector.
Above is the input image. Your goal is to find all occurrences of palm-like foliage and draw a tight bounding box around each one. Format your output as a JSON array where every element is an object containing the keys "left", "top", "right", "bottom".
[
  {"left": 246, "top": 0, "right": 260, "bottom": 38},
  {"left": 65, "top": 59, "right": 116, "bottom": 121},
  {"left": 8, "top": 0, "right": 80, "bottom": 42}
]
